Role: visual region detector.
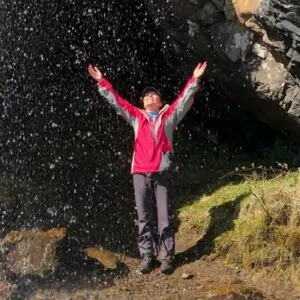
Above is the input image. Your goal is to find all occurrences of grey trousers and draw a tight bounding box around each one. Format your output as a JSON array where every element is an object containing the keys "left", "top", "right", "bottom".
[{"left": 133, "top": 172, "right": 174, "bottom": 262}]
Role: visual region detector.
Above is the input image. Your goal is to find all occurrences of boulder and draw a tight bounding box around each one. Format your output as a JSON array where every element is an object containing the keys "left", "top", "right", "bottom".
[
  {"left": 0, "top": 228, "right": 67, "bottom": 276},
  {"left": 85, "top": 247, "right": 120, "bottom": 270}
]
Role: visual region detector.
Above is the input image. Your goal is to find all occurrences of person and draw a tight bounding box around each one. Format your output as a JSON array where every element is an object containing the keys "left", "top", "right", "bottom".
[{"left": 87, "top": 61, "right": 207, "bottom": 274}]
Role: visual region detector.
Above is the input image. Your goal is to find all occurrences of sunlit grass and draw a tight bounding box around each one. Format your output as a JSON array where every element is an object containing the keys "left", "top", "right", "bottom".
[
  {"left": 179, "top": 164, "right": 300, "bottom": 285},
  {"left": 179, "top": 182, "right": 250, "bottom": 230}
]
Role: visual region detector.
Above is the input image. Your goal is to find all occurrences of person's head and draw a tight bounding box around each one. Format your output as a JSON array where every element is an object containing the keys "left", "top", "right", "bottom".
[{"left": 141, "top": 86, "right": 163, "bottom": 112}]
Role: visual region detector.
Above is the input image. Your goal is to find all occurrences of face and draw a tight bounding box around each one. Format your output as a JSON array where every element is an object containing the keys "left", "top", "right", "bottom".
[{"left": 142, "top": 92, "right": 162, "bottom": 111}]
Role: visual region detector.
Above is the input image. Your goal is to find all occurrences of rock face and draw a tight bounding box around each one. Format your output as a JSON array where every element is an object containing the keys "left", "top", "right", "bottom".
[
  {"left": 144, "top": 0, "right": 300, "bottom": 141},
  {"left": 0, "top": 228, "right": 67, "bottom": 275},
  {"left": 85, "top": 247, "right": 120, "bottom": 269}
]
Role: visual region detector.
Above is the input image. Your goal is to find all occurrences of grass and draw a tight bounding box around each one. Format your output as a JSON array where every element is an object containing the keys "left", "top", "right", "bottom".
[
  {"left": 178, "top": 156, "right": 300, "bottom": 286},
  {"left": 178, "top": 182, "right": 250, "bottom": 235}
]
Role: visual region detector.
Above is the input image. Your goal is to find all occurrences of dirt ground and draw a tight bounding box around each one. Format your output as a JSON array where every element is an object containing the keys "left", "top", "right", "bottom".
[{"left": 1, "top": 224, "right": 300, "bottom": 300}]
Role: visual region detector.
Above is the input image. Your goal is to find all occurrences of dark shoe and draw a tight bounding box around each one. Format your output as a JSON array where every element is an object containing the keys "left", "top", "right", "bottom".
[
  {"left": 160, "top": 259, "right": 174, "bottom": 275},
  {"left": 139, "top": 256, "right": 155, "bottom": 274}
]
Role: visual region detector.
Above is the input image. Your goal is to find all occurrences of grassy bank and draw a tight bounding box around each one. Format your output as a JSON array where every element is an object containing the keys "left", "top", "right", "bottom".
[{"left": 177, "top": 142, "right": 300, "bottom": 287}]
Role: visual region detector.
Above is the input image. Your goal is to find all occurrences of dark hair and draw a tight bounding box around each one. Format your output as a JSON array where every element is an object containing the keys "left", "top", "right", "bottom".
[{"left": 140, "top": 86, "right": 162, "bottom": 99}]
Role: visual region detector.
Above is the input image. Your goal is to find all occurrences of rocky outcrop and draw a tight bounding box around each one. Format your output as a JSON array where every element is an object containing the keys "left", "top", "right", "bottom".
[
  {"left": 0, "top": 228, "right": 67, "bottom": 275},
  {"left": 144, "top": 0, "right": 300, "bottom": 141},
  {"left": 85, "top": 247, "right": 120, "bottom": 269},
  {"left": 0, "top": 228, "right": 125, "bottom": 279}
]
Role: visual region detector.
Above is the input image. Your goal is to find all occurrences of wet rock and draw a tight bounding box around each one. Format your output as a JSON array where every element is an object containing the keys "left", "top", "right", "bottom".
[
  {"left": 187, "top": 20, "right": 200, "bottom": 38},
  {"left": 252, "top": 43, "right": 268, "bottom": 59},
  {"left": 85, "top": 247, "right": 120, "bottom": 269},
  {"left": 144, "top": 0, "right": 300, "bottom": 141},
  {"left": 198, "top": 2, "right": 221, "bottom": 25},
  {"left": 210, "top": 0, "right": 223, "bottom": 11},
  {"left": 0, "top": 228, "right": 67, "bottom": 276},
  {"left": 230, "top": 0, "right": 263, "bottom": 23},
  {"left": 223, "top": 24, "right": 254, "bottom": 62},
  {"left": 223, "top": 0, "right": 237, "bottom": 21}
]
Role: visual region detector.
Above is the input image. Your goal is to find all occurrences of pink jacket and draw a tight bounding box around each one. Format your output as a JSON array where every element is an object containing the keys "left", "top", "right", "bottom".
[{"left": 97, "top": 76, "right": 200, "bottom": 174}]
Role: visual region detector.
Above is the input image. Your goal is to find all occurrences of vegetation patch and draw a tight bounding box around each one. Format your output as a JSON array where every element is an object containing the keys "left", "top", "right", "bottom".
[{"left": 178, "top": 159, "right": 300, "bottom": 286}]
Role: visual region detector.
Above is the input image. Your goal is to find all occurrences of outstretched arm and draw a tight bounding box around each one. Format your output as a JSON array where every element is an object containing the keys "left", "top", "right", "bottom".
[
  {"left": 166, "top": 61, "right": 208, "bottom": 126},
  {"left": 88, "top": 64, "right": 139, "bottom": 125}
]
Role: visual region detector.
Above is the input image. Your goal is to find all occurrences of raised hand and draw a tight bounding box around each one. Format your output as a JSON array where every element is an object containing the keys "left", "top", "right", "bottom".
[
  {"left": 193, "top": 61, "right": 208, "bottom": 79},
  {"left": 88, "top": 64, "right": 103, "bottom": 81}
]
